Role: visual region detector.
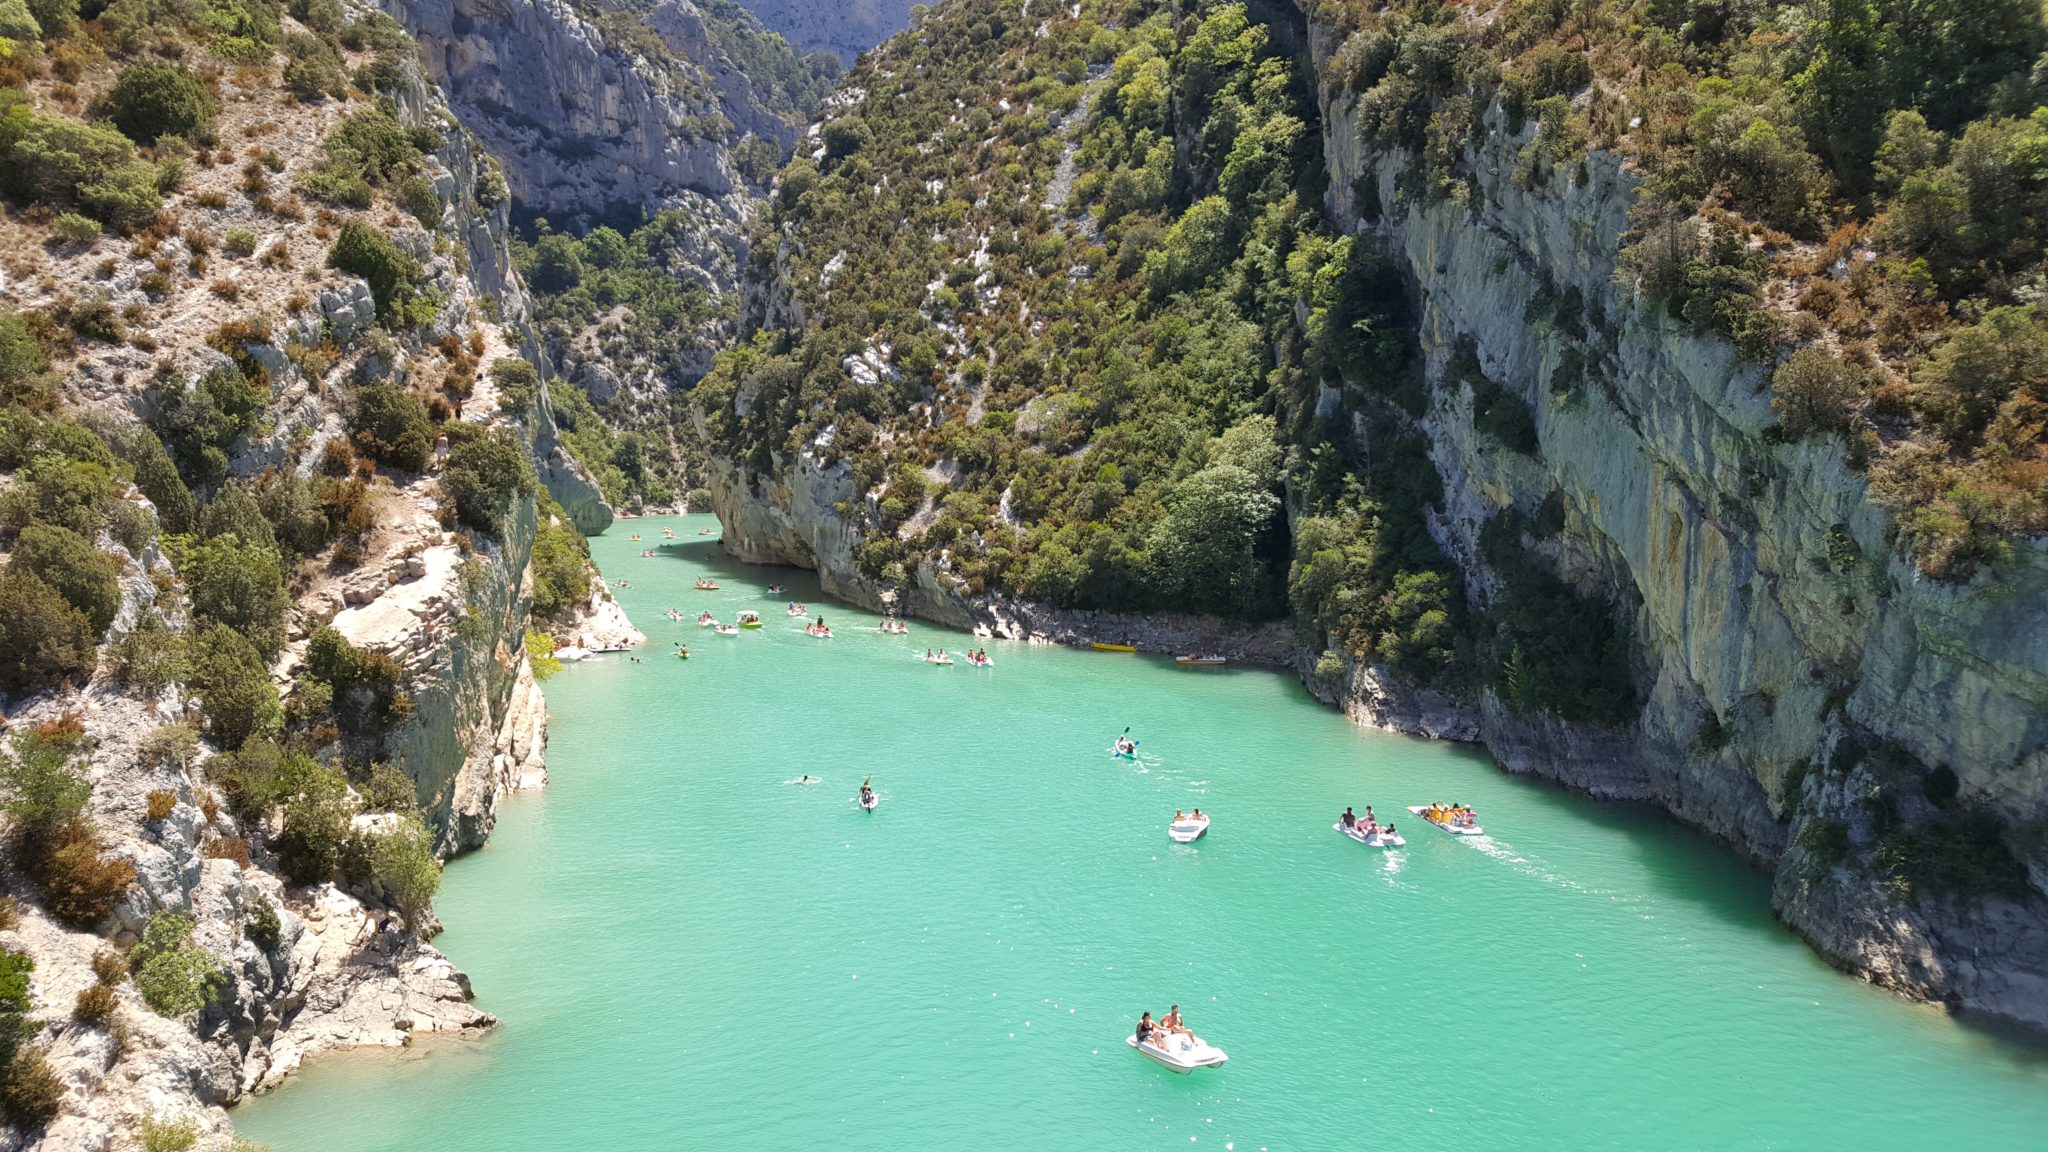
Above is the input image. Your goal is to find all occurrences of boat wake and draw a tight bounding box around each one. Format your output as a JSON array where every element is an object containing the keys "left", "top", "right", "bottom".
[
  {"left": 1467, "top": 836, "right": 1604, "bottom": 897},
  {"left": 782, "top": 777, "right": 823, "bottom": 786}
]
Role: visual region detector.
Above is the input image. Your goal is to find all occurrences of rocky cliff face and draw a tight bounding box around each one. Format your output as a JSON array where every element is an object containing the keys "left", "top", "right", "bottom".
[
  {"left": 383, "top": 0, "right": 791, "bottom": 222},
  {"left": 1309, "top": 12, "right": 2048, "bottom": 1028},
  {"left": 726, "top": 0, "right": 914, "bottom": 63},
  {"left": 0, "top": 15, "right": 639, "bottom": 1143}
]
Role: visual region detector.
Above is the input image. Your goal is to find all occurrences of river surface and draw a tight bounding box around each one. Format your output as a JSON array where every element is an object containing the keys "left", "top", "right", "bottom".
[{"left": 236, "top": 514, "right": 2048, "bottom": 1150}]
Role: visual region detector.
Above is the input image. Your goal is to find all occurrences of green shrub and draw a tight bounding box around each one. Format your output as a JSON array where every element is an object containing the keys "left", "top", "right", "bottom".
[
  {"left": 175, "top": 532, "right": 289, "bottom": 658},
  {"left": 368, "top": 813, "right": 439, "bottom": 920},
  {"left": 0, "top": 720, "right": 90, "bottom": 830},
  {"left": 0, "top": 102, "right": 164, "bottom": 227},
  {"left": 327, "top": 221, "right": 425, "bottom": 323},
  {"left": 0, "top": 570, "right": 97, "bottom": 694},
  {"left": 109, "top": 611, "right": 189, "bottom": 697},
  {"left": 1, "top": 0, "right": 46, "bottom": 40},
  {"left": 103, "top": 63, "right": 217, "bottom": 145},
  {"left": 396, "top": 174, "right": 440, "bottom": 226},
  {"left": 245, "top": 896, "right": 280, "bottom": 951},
  {"left": 1771, "top": 347, "right": 1869, "bottom": 441},
  {"left": 131, "top": 911, "right": 226, "bottom": 1017},
  {"left": 224, "top": 228, "right": 259, "bottom": 257},
  {"left": 149, "top": 363, "right": 263, "bottom": 492},
  {"left": 0, "top": 310, "right": 46, "bottom": 392},
  {"left": 440, "top": 425, "right": 534, "bottom": 537},
  {"left": 50, "top": 212, "right": 101, "bottom": 245},
  {"left": 10, "top": 523, "right": 121, "bottom": 634},
  {"left": 281, "top": 33, "right": 348, "bottom": 101},
  {"left": 189, "top": 624, "right": 280, "bottom": 748},
  {"left": 137, "top": 1114, "right": 199, "bottom": 1152},
  {"left": 530, "top": 515, "right": 590, "bottom": 618},
  {"left": 488, "top": 358, "right": 539, "bottom": 415},
  {"left": 350, "top": 382, "right": 434, "bottom": 470}
]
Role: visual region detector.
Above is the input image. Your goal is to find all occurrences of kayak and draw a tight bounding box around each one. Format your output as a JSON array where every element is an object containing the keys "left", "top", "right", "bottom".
[
  {"left": 1110, "top": 741, "right": 1138, "bottom": 760},
  {"left": 1168, "top": 814, "right": 1210, "bottom": 843},
  {"left": 1091, "top": 642, "right": 1136, "bottom": 652},
  {"left": 1126, "top": 1032, "right": 1227, "bottom": 1074},
  {"left": 1408, "top": 806, "right": 1483, "bottom": 836},
  {"left": 1334, "top": 822, "right": 1405, "bottom": 848},
  {"left": 859, "top": 792, "right": 878, "bottom": 811}
]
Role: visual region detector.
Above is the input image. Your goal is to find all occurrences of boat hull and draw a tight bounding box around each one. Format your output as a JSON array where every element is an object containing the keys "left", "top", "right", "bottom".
[
  {"left": 1091, "top": 642, "right": 1136, "bottom": 652},
  {"left": 1126, "top": 1035, "right": 1226, "bottom": 1073},
  {"left": 1334, "top": 823, "right": 1404, "bottom": 847}
]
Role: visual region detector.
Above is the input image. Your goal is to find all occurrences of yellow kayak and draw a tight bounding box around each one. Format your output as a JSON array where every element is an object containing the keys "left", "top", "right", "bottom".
[{"left": 1091, "top": 642, "right": 1136, "bottom": 653}]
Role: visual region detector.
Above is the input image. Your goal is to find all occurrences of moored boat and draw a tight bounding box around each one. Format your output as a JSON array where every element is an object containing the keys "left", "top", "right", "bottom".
[
  {"left": 1409, "top": 805, "right": 1483, "bottom": 836},
  {"left": 1174, "top": 654, "right": 1227, "bottom": 667},
  {"left": 1126, "top": 1032, "right": 1227, "bottom": 1074},
  {"left": 1091, "top": 641, "right": 1136, "bottom": 652}
]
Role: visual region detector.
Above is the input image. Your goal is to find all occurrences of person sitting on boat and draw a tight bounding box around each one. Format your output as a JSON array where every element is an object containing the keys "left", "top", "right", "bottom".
[
  {"left": 1135, "top": 1012, "right": 1155, "bottom": 1045},
  {"left": 1161, "top": 1005, "right": 1188, "bottom": 1037},
  {"left": 1190, "top": 809, "right": 1202, "bottom": 822},
  {"left": 1341, "top": 806, "right": 1357, "bottom": 830},
  {"left": 1174, "top": 809, "right": 1187, "bottom": 823},
  {"left": 1382, "top": 822, "right": 1396, "bottom": 838},
  {"left": 1115, "top": 736, "right": 1136, "bottom": 756},
  {"left": 798, "top": 775, "right": 813, "bottom": 785}
]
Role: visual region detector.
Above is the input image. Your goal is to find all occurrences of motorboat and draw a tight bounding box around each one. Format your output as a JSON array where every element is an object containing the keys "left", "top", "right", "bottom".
[
  {"left": 1168, "top": 813, "right": 1209, "bottom": 843},
  {"left": 1334, "top": 822, "right": 1404, "bottom": 847},
  {"left": 1174, "top": 654, "right": 1226, "bottom": 667},
  {"left": 1126, "top": 1031, "right": 1227, "bottom": 1074},
  {"left": 736, "top": 612, "right": 763, "bottom": 629},
  {"left": 1408, "top": 805, "right": 1483, "bottom": 836}
]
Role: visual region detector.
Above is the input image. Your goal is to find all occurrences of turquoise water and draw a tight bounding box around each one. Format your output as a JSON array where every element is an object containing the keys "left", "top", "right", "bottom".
[{"left": 237, "top": 514, "right": 2048, "bottom": 1150}]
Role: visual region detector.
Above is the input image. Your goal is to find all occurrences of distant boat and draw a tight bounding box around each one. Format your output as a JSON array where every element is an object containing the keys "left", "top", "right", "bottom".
[
  {"left": 1168, "top": 813, "right": 1209, "bottom": 842},
  {"left": 1091, "top": 642, "right": 1136, "bottom": 653},
  {"left": 1175, "top": 654, "right": 1226, "bottom": 667},
  {"left": 736, "top": 611, "right": 762, "bottom": 629}
]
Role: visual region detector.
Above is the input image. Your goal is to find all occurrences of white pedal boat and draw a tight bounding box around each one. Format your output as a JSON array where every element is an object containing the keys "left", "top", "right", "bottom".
[
  {"left": 1334, "top": 822, "right": 1404, "bottom": 847},
  {"left": 1408, "top": 806, "right": 1483, "bottom": 836},
  {"left": 1168, "top": 814, "right": 1210, "bottom": 843},
  {"left": 1126, "top": 1032, "right": 1227, "bottom": 1074}
]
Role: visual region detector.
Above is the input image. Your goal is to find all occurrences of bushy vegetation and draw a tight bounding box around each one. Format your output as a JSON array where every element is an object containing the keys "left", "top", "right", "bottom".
[
  {"left": 0, "top": 946, "right": 60, "bottom": 1131},
  {"left": 440, "top": 424, "right": 534, "bottom": 537},
  {"left": 0, "top": 91, "right": 164, "bottom": 228},
  {"left": 0, "top": 717, "right": 137, "bottom": 927},
  {"left": 131, "top": 911, "right": 225, "bottom": 1017},
  {"left": 101, "top": 61, "right": 217, "bottom": 145},
  {"left": 702, "top": 0, "right": 1438, "bottom": 624},
  {"left": 328, "top": 221, "right": 433, "bottom": 326}
]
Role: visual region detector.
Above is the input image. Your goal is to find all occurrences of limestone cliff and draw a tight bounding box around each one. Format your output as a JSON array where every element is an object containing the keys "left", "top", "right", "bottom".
[
  {"left": 726, "top": 0, "right": 915, "bottom": 63},
  {"left": 382, "top": 0, "right": 792, "bottom": 223},
  {"left": 0, "top": 9, "right": 636, "bottom": 1143}
]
